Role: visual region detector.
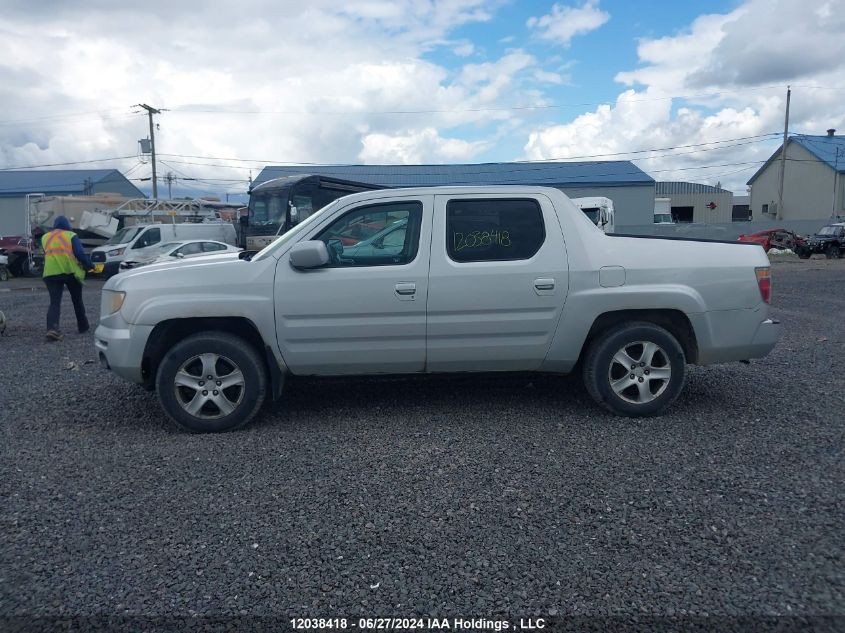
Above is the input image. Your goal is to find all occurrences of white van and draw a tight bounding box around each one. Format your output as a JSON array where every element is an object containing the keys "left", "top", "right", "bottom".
[
  {"left": 571, "top": 197, "right": 615, "bottom": 234},
  {"left": 91, "top": 222, "right": 237, "bottom": 277}
]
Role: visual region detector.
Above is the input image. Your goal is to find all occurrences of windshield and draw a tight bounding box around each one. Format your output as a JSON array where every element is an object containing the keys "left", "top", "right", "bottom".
[
  {"left": 102, "top": 226, "right": 142, "bottom": 246},
  {"left": 249, "top": 192, "right": 288, "bottom": 226},
  {"left": 818, "top": 226, "right": 840, "bottom": 235},
  {"left": 654, "top": 213, "right": 673, "bottom": 223},
  {"left": 251, "top": 198, "right": 341, "bottom": 261},
  {"left": 581, "top": 208, "right": 600, "bottom": 224}
]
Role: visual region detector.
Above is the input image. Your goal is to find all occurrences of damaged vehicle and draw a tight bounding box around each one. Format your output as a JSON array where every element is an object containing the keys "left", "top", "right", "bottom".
[
  {"left": 0, "top": 236, "right": 41, "bottom": 277},
  {"left": 738, "top": 228, "right": 809, "bottom": 257}
]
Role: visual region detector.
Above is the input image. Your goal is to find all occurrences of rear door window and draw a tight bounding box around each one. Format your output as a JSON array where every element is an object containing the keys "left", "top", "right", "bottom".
[
  {"left": 446, "top": 198, "right": 545, "bottom": 262},
  {"left": 174, "top": 242, "right": 203, "bottom": 256}
]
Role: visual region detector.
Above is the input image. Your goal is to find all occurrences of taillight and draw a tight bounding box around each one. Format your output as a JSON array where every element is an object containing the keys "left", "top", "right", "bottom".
[{"left": 755, "top": 266, "right": 771, "bottom": 304}]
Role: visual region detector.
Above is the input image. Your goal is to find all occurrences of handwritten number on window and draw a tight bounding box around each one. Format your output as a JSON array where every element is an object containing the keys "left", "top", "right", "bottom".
[{"left": 453, "top": 230, "right": 511, "bottom": 252}]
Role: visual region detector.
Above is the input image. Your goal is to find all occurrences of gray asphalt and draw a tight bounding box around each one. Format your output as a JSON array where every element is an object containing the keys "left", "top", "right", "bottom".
[{"left": 0, "top": 257, "right": 843, "bottom": 627}]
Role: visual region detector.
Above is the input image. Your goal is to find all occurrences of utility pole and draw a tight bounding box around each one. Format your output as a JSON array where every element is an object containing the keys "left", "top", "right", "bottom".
[
  {"left": 776, "top": 86, "right": 791, "bottom": 220},
  {"left": 833, "top": 147, "right": 840, "bottom": 219},
  {"left": 137, "top": 104, "right": 161, "bottom": 199}
]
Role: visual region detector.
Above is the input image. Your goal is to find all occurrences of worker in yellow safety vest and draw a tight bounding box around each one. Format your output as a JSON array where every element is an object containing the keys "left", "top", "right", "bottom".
[{"left": 41, "top": 216, "right": 93, "bottom": 342}]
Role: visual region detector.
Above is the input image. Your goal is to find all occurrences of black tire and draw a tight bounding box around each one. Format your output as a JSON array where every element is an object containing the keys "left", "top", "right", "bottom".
[
  {"left": 824, "top": 244, "right": 841, "bottom": 259},
  {"left": 0, "top": 266, "right": 8, "bottom": 282},
  {"left": 796, "top": 247, "right": 811, "bottom": 259},
  {"left": 583, "top": 322, "right": 686, "bottom": 417},
  {"left": 156, "top": 331, "right": 267, "bottom": 432}
]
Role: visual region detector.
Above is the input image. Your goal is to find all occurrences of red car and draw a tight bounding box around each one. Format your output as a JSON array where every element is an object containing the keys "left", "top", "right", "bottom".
[
  {"left": 738, "top": 229, "right": 808, "bottom": 256},
  {"left": 0, "top": 235, "right": 42, "bottom": 276}
]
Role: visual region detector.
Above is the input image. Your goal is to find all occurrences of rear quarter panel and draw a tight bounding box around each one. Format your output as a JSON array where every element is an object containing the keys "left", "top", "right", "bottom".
[{"left": 540, "top": 197, "right": 772, "bottom": 370}]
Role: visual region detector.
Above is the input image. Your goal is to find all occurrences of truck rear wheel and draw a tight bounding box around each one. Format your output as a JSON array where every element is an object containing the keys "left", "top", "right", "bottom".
[
  {"left": 583, "top": 322, "right": 686, "bottom": 417},
  {"left": 156, "top": 331, "right": 267, "bottom": 432}
]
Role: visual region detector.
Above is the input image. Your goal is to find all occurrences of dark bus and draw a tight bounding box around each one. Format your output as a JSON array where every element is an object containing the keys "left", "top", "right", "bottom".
[{"left": 244, "top": 174, "right": 383, "bottom": 250}]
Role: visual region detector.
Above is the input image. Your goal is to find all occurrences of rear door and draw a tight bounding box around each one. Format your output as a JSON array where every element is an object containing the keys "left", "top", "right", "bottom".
[
  {"left": 275, "top": 196, "right": 432, "bottom": 375},
  {"left": 427, "top": 193, "right": 569, "bottom": 372}
]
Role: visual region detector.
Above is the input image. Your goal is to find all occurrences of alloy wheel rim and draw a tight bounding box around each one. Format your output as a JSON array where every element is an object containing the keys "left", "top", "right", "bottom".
[
  {"left": 173, "top": 353, "right": 245, "bottom": 419},
  {"left": 608, "top": 340, "right": 671, "bottom": 404}
]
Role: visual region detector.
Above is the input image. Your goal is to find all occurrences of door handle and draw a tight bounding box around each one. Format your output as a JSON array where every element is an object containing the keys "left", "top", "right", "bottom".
[
  {"left": 395, "top": 282, "right": 416, "bottom": 295},
  {"left": 534, "top": 278, "right": 555, "bottom": 291}
]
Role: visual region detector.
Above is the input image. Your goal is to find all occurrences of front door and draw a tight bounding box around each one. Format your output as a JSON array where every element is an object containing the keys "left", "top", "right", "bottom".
[
  {"left": 426, "top": 193, "right": 569, "bottom": 372},
  {"left": 275, "top": 196, "right": 432, "bottom": 375}
]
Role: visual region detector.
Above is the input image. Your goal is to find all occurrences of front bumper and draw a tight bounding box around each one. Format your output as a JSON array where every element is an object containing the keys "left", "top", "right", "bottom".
[{"left": 94, "top": 323, "right": 154, "bottom": 385}]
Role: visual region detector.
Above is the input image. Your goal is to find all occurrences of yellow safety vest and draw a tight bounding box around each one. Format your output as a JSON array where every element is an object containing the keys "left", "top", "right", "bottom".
[{"left": 42, "top": 230, "right": 85, "bottom": 283}]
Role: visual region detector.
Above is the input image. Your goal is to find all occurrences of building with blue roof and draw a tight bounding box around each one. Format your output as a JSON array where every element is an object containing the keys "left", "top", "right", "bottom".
[
  {"left": 254, "top": 160, "right": 657, "bottom": 227},
  {"left": 747, "top": 130, "right": 845, "bottom": 221},
  {"left": 0, "top": 169, "right": 145, "bottom": 235}
]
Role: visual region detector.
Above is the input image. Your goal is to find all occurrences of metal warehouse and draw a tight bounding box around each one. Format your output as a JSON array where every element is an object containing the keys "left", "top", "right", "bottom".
[
  {"left": 655, "top": 181, "right": 734, "bottom": 224},
  {"left": 0, "top": 169, "right": 144, "bottom": 236}
]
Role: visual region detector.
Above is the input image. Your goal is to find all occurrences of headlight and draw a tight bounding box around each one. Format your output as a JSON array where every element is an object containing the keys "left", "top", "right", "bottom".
[
  {"left": 107, "top": 248, "right": 125, "bottom": 257},
  {"left": 102, "top": 290, "right": 126, "bottom": 315}
]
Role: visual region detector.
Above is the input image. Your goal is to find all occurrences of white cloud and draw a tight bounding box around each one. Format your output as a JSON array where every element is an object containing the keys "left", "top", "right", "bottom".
[
  {"left": 533, "top": 70, "right": 565, "bottom": 85},
  {"left": 454, "top": 42, "right": 475, "bottom": 57},
  {"left": 360, "top": 128, "right": 490, "bottom": 163},
  {"left": 524, "top": 0, "right": 845, "bottom": 192},
  {"left": 526, "top": 0, "right": 610, "bottom": 47},
  {"left": 0, "top": 1, "right": 526, "bottom": 196}
]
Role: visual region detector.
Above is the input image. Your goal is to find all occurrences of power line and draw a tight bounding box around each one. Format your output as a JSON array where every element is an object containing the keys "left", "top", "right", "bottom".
[
  {"left": 153, "top": 132, "right": 781, "bottom": 172},
  {"left": 165, "top": 84, "right": 804, "bottom": 117},
  {"left": 0, "top": 156, "right": 136, "bottom": 171},
  {"left": 0, "top": 108, "right": 136, "bottom": 126}
]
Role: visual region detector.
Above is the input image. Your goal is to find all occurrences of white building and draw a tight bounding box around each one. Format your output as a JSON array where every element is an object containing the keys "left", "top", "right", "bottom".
[
  {"left": 655, "top": 181, "right": 734, "bottom": 224},
  {"left": 747, "top": 131, "right": 845, "bottom": 221}
]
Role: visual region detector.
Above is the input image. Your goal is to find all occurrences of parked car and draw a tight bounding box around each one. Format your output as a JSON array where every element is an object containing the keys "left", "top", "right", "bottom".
[
  {"left": 737, "top": 229, "right": 809, "bottom": 256},
  {"left": 0, "top": 235, "right": 41, "bottom": 276},
  {"left": 92, "top": 222, "right": 238, "bottom": 277},
  {"left": 804, "top": 223, "right": 845, "bottom": 259},
  {"left": 118, "top": 240, "right": 242, "bottom": 271},
  {"left": 333, "top": 218, "right": 409, "bottom": 261},
  {"left": 95, "top": 186, "right": 780, "bottom": 432}
]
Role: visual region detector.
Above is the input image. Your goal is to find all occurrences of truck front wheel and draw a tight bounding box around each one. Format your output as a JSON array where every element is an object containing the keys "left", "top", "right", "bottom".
[
  {"left": 156, "top": 332, "right": 267, "bottom": 432},
  {"left": 583, "top": 322, "right": 686, "bottom": 417}
]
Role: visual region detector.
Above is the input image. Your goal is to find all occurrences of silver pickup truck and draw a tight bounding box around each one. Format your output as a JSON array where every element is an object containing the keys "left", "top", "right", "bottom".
[{"left": 95, "top": 186, "right": 780, "bottom": 432}]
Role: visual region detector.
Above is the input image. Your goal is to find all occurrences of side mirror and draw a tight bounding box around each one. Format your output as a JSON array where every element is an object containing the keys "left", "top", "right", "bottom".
[
  {"left": 175, "top": 252, "right": 185, "bottom": 259},
  {"left": 289, "top": 240, "right": 330, "bottom": 269}
]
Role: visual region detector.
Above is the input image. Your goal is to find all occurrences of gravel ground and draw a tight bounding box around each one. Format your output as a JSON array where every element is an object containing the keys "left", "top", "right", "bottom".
[{"left": 0, "top": 259, "right": 843, "bottom": 629}]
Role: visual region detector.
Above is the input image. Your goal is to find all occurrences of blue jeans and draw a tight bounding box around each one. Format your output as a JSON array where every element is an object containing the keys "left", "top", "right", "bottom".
[{"left": 43, "top": 274, "right": 89, "bottom": 333}]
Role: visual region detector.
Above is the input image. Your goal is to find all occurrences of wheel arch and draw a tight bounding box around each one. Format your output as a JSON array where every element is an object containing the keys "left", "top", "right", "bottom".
[
  {"left": 579, "top": 309, "right": 699, "bottom": 365},
  {"left": 142, "top": 317, "right": 284, "bottom": 398}
]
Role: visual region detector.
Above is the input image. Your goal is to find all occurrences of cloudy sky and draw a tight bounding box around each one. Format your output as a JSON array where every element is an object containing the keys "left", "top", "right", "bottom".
[{"left": 1, "top": 0, "right": 843, "bottom": 201}]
